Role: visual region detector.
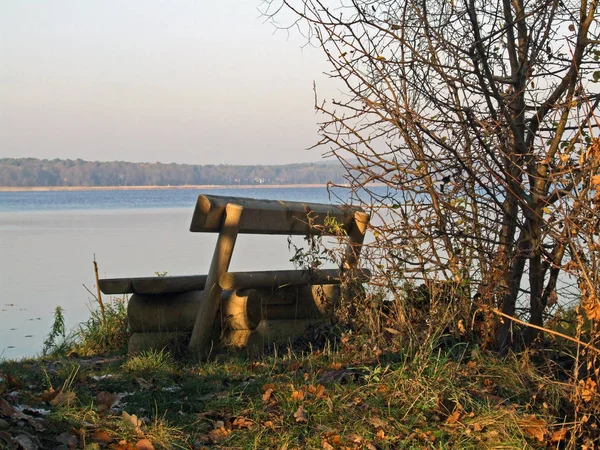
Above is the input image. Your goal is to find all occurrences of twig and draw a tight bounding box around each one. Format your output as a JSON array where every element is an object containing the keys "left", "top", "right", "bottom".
[
  {"left": 473, "top": 301, "right": 600, "bottom": 355},
  {"left": 93, "top": 254, "right": 107, "bottom": 327}
]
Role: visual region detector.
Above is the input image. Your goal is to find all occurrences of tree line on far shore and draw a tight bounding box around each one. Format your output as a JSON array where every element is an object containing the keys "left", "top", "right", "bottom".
[{"left": 0, "top": 158, "right": 348, "bottom": 187}]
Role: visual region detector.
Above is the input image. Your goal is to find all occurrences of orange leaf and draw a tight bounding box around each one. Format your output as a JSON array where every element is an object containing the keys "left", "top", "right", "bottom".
[
  {"left": 135, "top": 439, "right": 155, "bottom": 450},
  {"left": 291, "top": 390, "right": 305, "bottom": 401},
  {"left": 208, "top": 427, "right": 231, "bottom": 443},
  {"left": 551, "top": 427, "right": 568, "bottom": 442},
  {"left": 262, "top": 388, "right": 274, "bottom": 403},
  {"left": 582, "top": 295, "right": 600, "bottom": 321},
  {"left": 262, "top": 383, "right": 276, "bottom": 392},
  {"left": 91, "top": 429, "right": 113, "bottom": 444},
  {"left": 39, "top": 388, "right": 60, "bottom": 403},
  {"left": 294, "top": 405, "right": 308, "bottom": 423},
  {"left": 315, "top": 384, "right": 327, "bottom": 398},
  {"left": 579, "top": 378, "right": 597, "bottom": 402},
  {"left": 328, "top": 362, "right": 342, "bottom": 370},
  {"left": 232, "top": 416, "right": 252, "bottom": 429},
  {"left": 445, "top": 410, "right": 461, "bottom": 424},
  {"left": 321, "top": 440, "right": 334, "bottom": 450},
  {"left": 518, "top": 415, "right": 547, "bottom": 443}
]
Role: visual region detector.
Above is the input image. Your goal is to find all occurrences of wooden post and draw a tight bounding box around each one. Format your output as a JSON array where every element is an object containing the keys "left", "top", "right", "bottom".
[
  {"left": 189, "top": 203, "right": 243, "bottom": 355},
  {"left": 342, "top": 211, "right": 369, "bottom": 270},
  {"left": 340, "top": 211, "right": 369, "bottom": 307},
  {"left": 93, "top": 255, "right": 106, "bottom": 327}
]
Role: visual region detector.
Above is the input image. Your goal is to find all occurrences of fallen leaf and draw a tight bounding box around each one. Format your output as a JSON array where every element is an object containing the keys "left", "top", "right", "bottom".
[
  {"left": 14, "top": 433, "right": 38, "bottom": 450},
  {"left": 370, "top": 417, "right": 388, "bottom": 428},
  {"left": 321, "top": 440, "right": 334, "bottom": 450},
  {"left": 208, "top": 427, "right": 231, "bottom": 443},
  {"left": 348, "top": 433, "right": 363, "bottom": 443},
  {"left": 327, "top": 362, "right": 342, "bottom": 370},
  {"left": 50, "top": 390, "right": 76, "bottom": 407},
  {"left": 122, "top": 412, "right": 143, "bottom": 435},
  {"left": 445, "top": 410, "right": 461, "bottom": 424},
  {"left": 39, "top": 388, "right": 60, "bottom": 403},
  {"left": 91, "top": 429, "right": 113, "bottom": 443},
  {"left": 96, "top": 391, "right": 120, "bottom": 412},
  {"left": 315, "top": 384, "right": 327, "bottom": 398},
  {"left": 291, "top": 389, "right": 305, "bottom": 401},
  {"left": 114, "top": 440, "right": 137, "bottom": 450},
  {"left": 56, "top": 432, "right": 78, "bottom": 449},
  {"left": 262, "top": 383, "right": 276, "bottom": 392},
  {"left": 232, "top": 416, "right": 252, "bottom": 429},
  {"left": 0, "top": 431, "right": 13, "bottom": 444},
  {"left": 518, "top": 415, "right": 547, "bottom": 443},
  {"left": 294, "top": 405, "right": 308, "bottom": 423},
  {"left": 0, "top": 398, "right": 15, "bottom": 417},
  {"left": 376, "top": 429, "right": 386, "bottom": 439},
  {"left": 323, "top": 433, "right": 342, "bottom": 448},
  {"left": 551, "top": 427, "right": 567, "bottom": 442},
  {"left": 135, "top": 438, "right": 155, "bottom": 450},
  {"left": 262, "top": 388, "right": 274, "bottom": 403}
]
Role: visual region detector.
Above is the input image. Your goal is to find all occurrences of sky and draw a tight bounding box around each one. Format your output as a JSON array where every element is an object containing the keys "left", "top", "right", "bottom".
[{"left": 0, "top": 1, "right": 336, "bottom": 165}]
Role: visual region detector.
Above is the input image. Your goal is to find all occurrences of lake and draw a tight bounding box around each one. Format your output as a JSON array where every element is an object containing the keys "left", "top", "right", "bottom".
[{"left": 0, "top": 186, "right": 380, "bottom": 359}]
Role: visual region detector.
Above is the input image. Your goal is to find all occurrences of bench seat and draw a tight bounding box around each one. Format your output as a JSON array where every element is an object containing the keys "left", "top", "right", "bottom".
[{"left": 98, "top": 275, "right": 208, "bottom": 295}]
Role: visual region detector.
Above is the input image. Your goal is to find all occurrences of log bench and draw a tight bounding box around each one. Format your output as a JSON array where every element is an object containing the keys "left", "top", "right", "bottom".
[{"left": 98, "top": 194, "right": 370, "bottom": 355}]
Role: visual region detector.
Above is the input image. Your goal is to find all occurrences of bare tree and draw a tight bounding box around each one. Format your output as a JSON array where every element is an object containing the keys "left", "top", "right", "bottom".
[{"left": 263, "top": 0, "right": 600, "bottom": 349}]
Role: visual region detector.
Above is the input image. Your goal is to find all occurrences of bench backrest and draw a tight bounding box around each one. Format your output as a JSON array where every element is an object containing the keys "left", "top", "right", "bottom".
[{"left": 189, "top": 194, "right": 368, "bottom": 235}]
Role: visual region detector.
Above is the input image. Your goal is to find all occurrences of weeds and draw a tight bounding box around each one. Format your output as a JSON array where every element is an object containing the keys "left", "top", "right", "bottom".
[
  {"left": 72, "top": 296, "right": 130, "bottom": 356},
  {"left": 43, "top": 306, "right": 74, "bottom": 356},
  {"left": 123, "top": 349, "right": 176, "bottom": 376}
]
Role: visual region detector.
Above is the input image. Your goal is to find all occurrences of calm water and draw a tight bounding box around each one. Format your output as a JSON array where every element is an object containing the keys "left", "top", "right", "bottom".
[{"left": 0, "top": 187, "right": 377, "bottom": 359}]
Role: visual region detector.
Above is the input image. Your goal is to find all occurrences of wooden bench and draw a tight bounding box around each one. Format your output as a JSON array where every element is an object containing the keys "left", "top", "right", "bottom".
[{"left": 98, "top": 194, "right": 370, "bottom": 355}]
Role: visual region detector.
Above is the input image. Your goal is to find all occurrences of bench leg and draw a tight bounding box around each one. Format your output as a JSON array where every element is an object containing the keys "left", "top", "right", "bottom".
[{"left": 189, "top": 203, "right": 244, "bottom": 355}]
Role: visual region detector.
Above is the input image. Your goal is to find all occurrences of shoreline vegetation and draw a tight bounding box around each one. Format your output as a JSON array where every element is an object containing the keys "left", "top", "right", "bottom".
[
  {"left": 0, "top": 157, "right": 350, "bottom": 188},
  {"left": 0, "top": 183, "right": 340, "bottom": 192}
]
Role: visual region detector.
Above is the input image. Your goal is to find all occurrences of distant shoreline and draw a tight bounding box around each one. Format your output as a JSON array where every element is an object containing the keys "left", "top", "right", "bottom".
[{"left": 0, "top": 184, "right": 342, "bottom": 192}]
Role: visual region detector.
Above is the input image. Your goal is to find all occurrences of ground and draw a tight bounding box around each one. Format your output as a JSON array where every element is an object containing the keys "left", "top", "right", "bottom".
[{"left": 0, "top": 334, "right": 574, "bottom": 449}]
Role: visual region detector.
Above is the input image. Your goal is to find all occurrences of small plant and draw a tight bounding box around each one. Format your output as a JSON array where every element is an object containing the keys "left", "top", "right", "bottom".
[
  {"left": 72, "top": 296, "right": 130, "bottom": 356},
  {"left": 124, "top": 349, "right": 176, "bottom": 376},
  {"left": 43, "top": 306, "right": 74, "bottom": 356}
]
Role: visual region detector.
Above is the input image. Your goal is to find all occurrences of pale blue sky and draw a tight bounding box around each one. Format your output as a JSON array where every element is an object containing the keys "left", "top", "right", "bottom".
[{"left": 0, "top": 1, "right": 334, "bottom": 165}]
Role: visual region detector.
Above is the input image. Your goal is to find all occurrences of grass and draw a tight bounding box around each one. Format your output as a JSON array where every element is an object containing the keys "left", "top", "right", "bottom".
[{"left": 0, "top": 333, "right": 576, "bottom": 449}]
